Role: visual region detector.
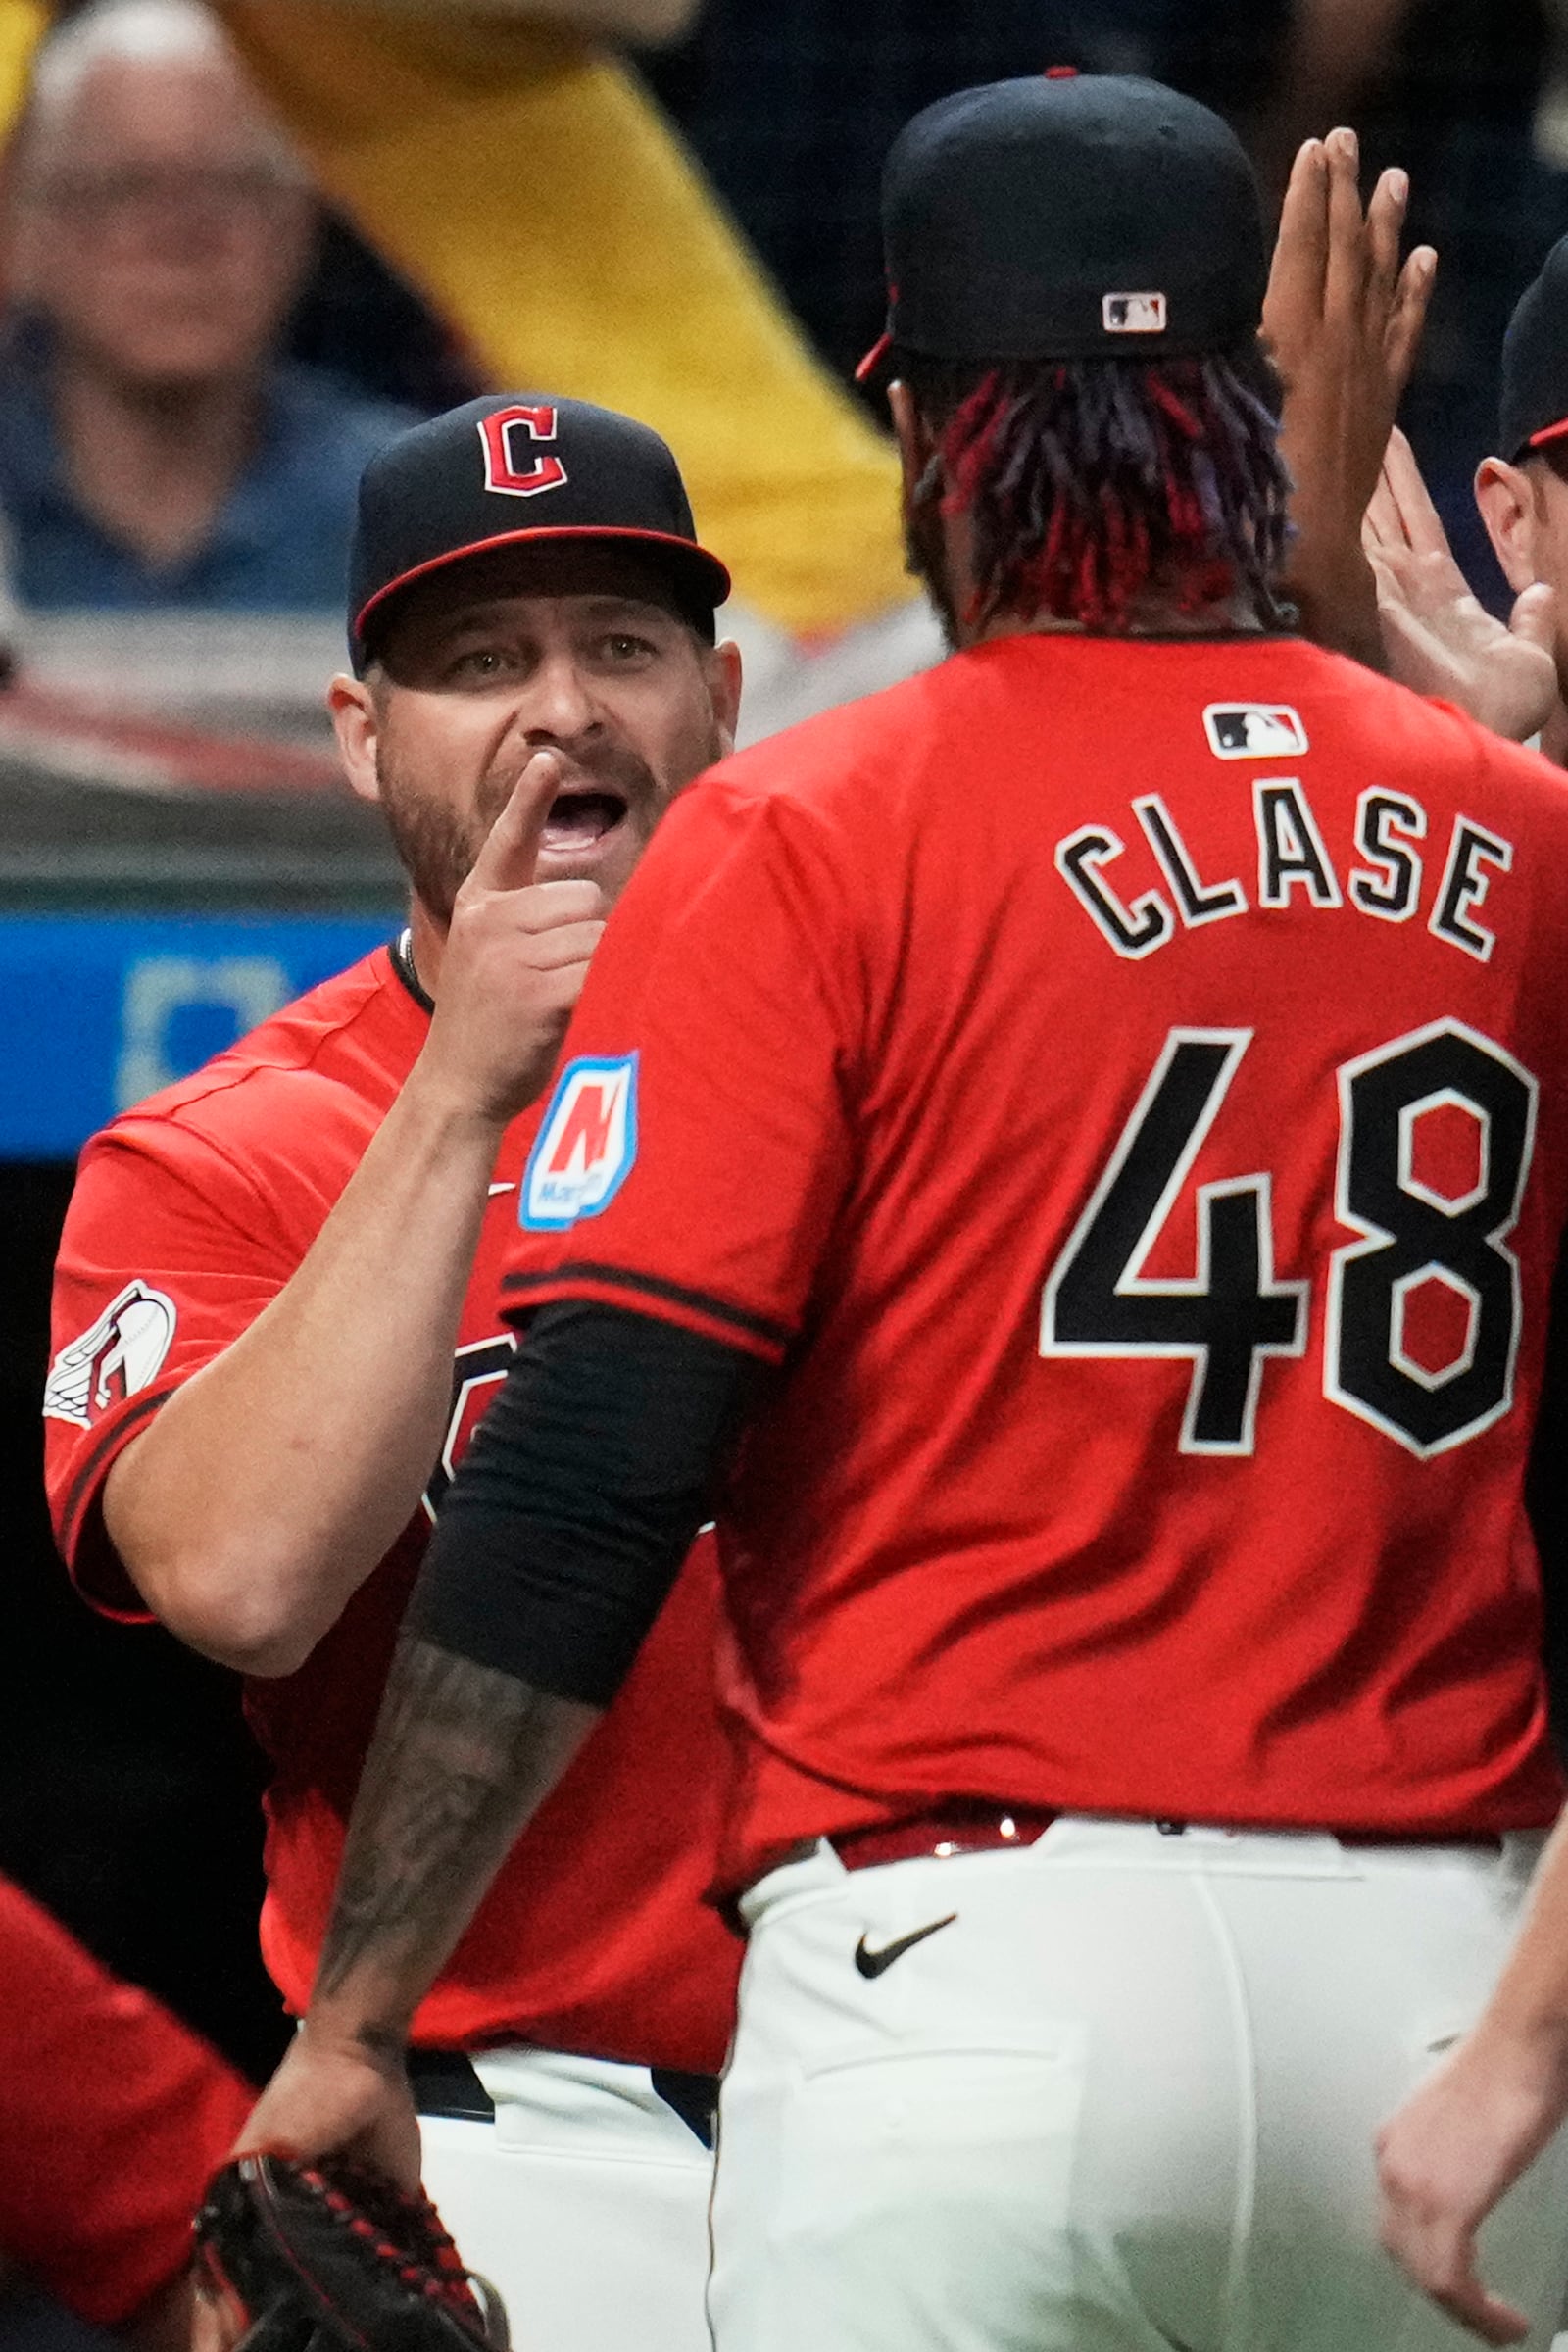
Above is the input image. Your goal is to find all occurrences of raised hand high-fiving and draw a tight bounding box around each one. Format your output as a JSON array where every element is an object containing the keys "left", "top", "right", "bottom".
[
  {"left": 1363, "top": 428, "right": 1558, "bottom": 744},
  {"left": 419, "top": 748, "right": 608, "bottom": 1128},
  {"left": 1264, "top": 127, "right": 1436, "bottom": 662}
]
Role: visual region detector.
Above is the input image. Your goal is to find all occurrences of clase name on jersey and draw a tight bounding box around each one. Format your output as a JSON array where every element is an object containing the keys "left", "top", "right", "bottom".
[
  {"left": 522, "top": 1054, "right": 639, "bottom": 1230},
  {"left": 1055, "top": 779, "right": 1512, "bottom": 965}
]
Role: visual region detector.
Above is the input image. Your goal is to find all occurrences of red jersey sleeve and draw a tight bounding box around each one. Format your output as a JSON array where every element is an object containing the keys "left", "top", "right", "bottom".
[
  {"left": 45, "top": 1114, "right": 300, "bottom": 1614},
  {"left": 0, "top": 1876, "right": 253, "bottom": 2326},
  {"left": 502, "top": 772, "right": 860, "bottom": 1360}
]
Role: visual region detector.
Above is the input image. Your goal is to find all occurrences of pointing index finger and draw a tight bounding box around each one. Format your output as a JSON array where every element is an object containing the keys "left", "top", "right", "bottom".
[{"left": 466, "top": 748, "right": 569, "bottom": 895}]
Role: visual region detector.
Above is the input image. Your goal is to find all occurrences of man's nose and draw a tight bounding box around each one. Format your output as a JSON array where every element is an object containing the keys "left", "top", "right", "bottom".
[{"left": 517, "top": 653, "right": 599, "bottom": 743}]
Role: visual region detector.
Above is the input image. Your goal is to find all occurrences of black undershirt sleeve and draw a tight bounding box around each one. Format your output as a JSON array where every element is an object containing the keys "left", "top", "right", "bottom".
[{"left": 406, "top": 1299, "right": 763, "bottom": 1707}]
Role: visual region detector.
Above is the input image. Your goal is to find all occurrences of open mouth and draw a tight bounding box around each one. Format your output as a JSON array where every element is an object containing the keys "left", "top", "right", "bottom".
[{"left": 539, "top": 788, "right": 630, "bottom": 855}]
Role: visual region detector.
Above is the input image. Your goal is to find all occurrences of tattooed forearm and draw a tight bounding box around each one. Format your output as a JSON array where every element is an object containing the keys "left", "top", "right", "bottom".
[{"left": 311, "top": 1633, "right": 600, "bottom": 2033}]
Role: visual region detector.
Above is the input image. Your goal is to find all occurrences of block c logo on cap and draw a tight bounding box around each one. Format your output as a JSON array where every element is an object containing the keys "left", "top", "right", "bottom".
[
  {"left": 478, "top": 404, "right": 568, "bottom": 499},
  {"left": 522, "top": 1054, "right": 639, "bottom": 1230}
]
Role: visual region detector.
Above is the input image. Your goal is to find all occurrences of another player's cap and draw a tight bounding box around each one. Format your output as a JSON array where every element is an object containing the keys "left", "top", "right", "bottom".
[
  {"left": 349, "top": 393, "right": 731, "bottom": 670},
  {"left": 1498, "top": 237, "right": 1568, "bottom": 464},
  {"left": 857, "top": 71, "right": 1266, "bottom": 381}
]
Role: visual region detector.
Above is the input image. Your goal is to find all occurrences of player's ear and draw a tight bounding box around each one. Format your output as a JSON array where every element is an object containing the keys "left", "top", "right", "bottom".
[
  {"left": 887, "top": 380, "right": 930, "bottom": 510},
  {"left": 705, "top": 637, "right": 744, "bottom": 755},
  {"left": 1475, "top": 456, "right": 1541, "bottom": 595},
  {"left": 328, "top": 673, "right": 384, "bottom": 808}
]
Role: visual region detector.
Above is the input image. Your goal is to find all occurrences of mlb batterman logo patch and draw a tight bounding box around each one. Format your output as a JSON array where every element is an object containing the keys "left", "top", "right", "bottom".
[
  {"left": 1102, "top": 292, "right": 1167, "bottom": 334},
  {"left": 522, "top": 1054, "right": 639, "bottom": 1231},
  {"left": 1203, "top": 704, "right": 1309, "bottom": 759}
]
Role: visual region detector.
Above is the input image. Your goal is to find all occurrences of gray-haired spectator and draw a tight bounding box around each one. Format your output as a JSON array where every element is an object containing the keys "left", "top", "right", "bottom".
[{"left": 0, "top": 0, "right": 414, "bottom": 613}]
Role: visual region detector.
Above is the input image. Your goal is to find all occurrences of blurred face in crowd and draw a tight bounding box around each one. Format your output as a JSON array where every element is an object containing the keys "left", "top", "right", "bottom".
[
  {"left": 10, "top": 23, "right": 314, "bottom": 399},
  {"left": 1476, "top": 447, "right": 1568, "bottom": 700},
  {"left": 331, "top": 544, "right": 743, "bottom": 920}
]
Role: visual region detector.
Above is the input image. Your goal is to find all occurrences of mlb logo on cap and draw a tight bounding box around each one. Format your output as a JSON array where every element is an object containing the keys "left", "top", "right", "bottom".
[
  {"left": 523, "top": 1054, "right": 640, "bottom": 1230},
  {"left": 1102, "top": 293, "right": 1167, "bottom": 335},
  {"left": 1203, "top": 705, "right": 1309, "bottom": 760},
  {"left": 859, "top": 75, "right": 1266, "bottom": 373}
]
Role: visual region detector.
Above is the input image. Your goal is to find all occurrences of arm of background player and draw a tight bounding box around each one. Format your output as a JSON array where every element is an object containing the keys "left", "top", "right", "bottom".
[
  {"left": 0, "top": 1877, "right": 253, "bottom": 2345},
  {"left": 230, "top": 1302, "right": 756, "bottom": 2181},
  {"left": 1374, "top": 1232, "right": 1568, "bottom": 2349},
  {"left": 309, "top": 0, "right": 702, "bottom": 41},
  {"left": 102, "top": 752, "right": 603, "bottom": 1678},
  {"left": 1362, "top": 428, "right": 1558, "bottom": 743},
  {"left": 1263, "top": 126, "right": 1435, "bottom": 667},
  {"left": 1376, "top": 1808, "right": 1568, "bottom": 2347}
]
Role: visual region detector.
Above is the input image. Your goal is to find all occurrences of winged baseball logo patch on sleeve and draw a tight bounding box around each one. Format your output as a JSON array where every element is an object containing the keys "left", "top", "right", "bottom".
[
  {"left": 43, "top": 1280, "right": 177, "bottom": 1427},
  {"left": 522, "top": 1054, "right": 639, "bottom": 1231}
]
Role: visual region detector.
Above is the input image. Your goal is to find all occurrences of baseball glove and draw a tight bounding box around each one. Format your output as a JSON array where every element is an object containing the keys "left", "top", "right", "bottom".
[{"left": 194, "top": 2151, "right": 509, "bottom": 2351}]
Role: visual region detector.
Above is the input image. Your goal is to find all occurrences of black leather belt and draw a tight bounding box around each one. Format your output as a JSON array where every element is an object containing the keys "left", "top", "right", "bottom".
[
  {"left": 407, "top": 2046, "right": 496, "bottom": 2123},
  {"left": 406, "top": 2046, "right": 719, "bottom": 2149},
  {"left": 818, "top": 1808, "right": 1505, "bottom": 1871}
]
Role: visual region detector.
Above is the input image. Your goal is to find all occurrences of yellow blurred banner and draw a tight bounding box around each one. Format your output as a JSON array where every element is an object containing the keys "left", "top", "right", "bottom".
[
  {"left": 0, "top": 0, "right": 43, "bottom": 137},
  {"left": 216, "top": 4, "right": 912, "bottom": 639}
]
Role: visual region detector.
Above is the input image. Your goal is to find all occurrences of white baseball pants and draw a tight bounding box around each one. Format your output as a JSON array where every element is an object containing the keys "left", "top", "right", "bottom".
[
  {"left": 418, "top": 2046, "right": 714, "bottom": 2352},
  {"left": 711, "top": 1817, "right": 1568, "bottom": 2352}
]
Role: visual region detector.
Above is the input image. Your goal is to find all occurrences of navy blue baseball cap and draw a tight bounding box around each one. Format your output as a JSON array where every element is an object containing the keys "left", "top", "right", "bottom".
[
  {"left": 349, "top": 393, "right": 731, "bottom": 670},
  {"left": 858, "top": 71, "right": 1267, "bottom": 379},
  {"left": 1499, "top": 238, "right": 1568, "bottom": 464}
]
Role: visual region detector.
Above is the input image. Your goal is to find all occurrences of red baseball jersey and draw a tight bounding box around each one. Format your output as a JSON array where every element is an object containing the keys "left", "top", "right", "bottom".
[
  {"left": 0, "top": 1873, "right": 253, "bottom": 2325},
  {"left": 502, "top": 634, "right": 1568, "bottom": 1893},
  {"left": 45, "top": 948, "right": 738, "bottom": 2070}
]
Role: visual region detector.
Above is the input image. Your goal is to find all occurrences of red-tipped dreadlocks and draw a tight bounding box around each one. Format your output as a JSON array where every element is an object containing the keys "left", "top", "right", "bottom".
[{"left": 901, "top": 346, "right": 1292, "bottom": 637}]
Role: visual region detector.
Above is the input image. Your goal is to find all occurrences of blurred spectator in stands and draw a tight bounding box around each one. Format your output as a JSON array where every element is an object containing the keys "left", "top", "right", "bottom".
[{"left": 0, "top": 0, "right": 413, "bottom": 613}]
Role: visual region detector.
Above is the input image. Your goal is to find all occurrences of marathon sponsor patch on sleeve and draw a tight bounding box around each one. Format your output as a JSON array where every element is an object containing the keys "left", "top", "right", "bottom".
[
  {"left": 522, "top": 1054, "right": 639, "bottom": 1231},
  {"left": 43, "top": 1280, "right": 177, "bottom": 1427}
]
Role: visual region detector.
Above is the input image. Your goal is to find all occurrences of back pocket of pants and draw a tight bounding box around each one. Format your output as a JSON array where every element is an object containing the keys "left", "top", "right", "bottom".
[{"left": 778, "top": 2034, "right": 1087, "bottom": 2253}]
